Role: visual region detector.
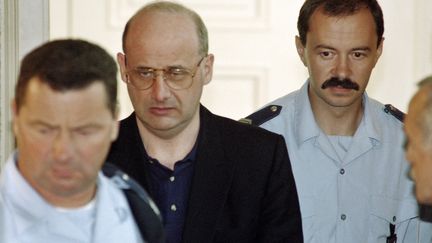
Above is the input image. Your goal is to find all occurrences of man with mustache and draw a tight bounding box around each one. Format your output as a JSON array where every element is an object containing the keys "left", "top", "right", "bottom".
[{"left": 244, "top": 0, "right": 432, "bottom": 242}]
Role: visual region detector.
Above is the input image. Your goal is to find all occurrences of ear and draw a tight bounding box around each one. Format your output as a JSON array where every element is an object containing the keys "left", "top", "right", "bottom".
[
  {"left": 295, "top": 36, "right": 307, "bottom": 66},
  {"left": 374, "top": 37, "right": 384, "bottom": 65},
  {"left": 110, "top": 120, "right": 120, "bottom": 142},
  {"left": 110, "top": 105, "right": 120, "bottom": 142},
  {"left": 11, "top": 99, "right": 19, "bottom": 136},
  {"left": 117, "top": 52, "right": 128, "bottom": 83},
  {"left": 202, "top": 54, "right": 214, "bottom": 85}
]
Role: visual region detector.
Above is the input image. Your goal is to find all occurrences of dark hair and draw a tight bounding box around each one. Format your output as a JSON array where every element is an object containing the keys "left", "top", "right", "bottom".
[
  {"left": 297, "top": 0, "right": 384, "bottom": 47},
  {"left": 122, "top": 1, "right": 208, "bottom": 56},
  {"left": 15, "top": 39, "right": 118, "bottom": 115}
]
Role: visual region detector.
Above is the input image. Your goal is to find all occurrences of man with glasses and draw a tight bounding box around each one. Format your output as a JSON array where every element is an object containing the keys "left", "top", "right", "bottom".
[{"left": 107, "top": 1, "right": 303, "bottom": 243}]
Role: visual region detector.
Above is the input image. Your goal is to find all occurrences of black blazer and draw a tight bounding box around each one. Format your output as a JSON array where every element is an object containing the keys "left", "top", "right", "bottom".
[{"left": 107, "top": 105, "right": 303, "bottom": 243}]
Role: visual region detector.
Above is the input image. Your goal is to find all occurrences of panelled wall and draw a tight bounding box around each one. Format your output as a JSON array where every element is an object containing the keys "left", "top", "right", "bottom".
[
  {"left": 1, "top": 0, "right": 432, "bottom": 164},
  {"left": 50, "top": 0, "right": 432, "bottom": 120}
]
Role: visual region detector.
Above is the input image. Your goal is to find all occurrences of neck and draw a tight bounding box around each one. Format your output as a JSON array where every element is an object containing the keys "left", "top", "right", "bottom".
[
  {"left": 309, "top": 93, "right": 364, "bottom": 136},
  {"left": 38, "top": 183, "right": 96, "bottom": 208},
  {"left": 136, "top": 111, "right": 200, "bottom": 170},
  {"left": 17, "top": 162, "right": 98, "bottom": 208}
]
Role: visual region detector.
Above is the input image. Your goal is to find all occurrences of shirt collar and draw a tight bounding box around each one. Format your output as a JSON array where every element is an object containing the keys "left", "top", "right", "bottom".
[
  {"left": 359, "top": 93, "right": 382, "bottom": 142},
  {"left": 294, "top": 81, "right": 322, "bottom": 146},
  {"left": 1, "top": 152, "right": 125, "bottom": 238},
  {"left": 294, "top": 80, "right": 382, "bottom": 146}
]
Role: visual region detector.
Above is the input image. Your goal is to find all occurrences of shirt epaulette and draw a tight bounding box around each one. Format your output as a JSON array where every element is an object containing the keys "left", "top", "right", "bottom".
[
  {"left": 102, "top": 163, "right": 165, "bottom": 243},
  {"left": 102, "top": 163, "right": 160, "bottom": 217},
  {"left": 383, "top": 104, "right": 405, "bottom": 122},
  {"left": 239, "top": 105, "right": 282, "bottom": 126}
]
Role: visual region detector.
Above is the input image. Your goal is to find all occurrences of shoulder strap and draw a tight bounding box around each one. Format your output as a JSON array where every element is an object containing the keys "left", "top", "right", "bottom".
[
  {"left": 239, "top": 105, "right": 282, "bottom": 126},
  {"left": 383, "top": 104, "right": 405, "bottom": 122},
  {"left": 102, "top": 163, "right": 165, "bottom": 243}
]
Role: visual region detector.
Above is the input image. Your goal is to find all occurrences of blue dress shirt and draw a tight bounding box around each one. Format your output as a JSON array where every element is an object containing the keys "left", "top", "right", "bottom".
[{"left": 146, "top": 146, "right": 197, "bottom": 243}]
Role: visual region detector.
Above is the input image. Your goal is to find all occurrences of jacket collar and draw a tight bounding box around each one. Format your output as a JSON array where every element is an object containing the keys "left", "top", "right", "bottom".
[{"left": 181, "top": 105, "right": 236, "bottom": 242}]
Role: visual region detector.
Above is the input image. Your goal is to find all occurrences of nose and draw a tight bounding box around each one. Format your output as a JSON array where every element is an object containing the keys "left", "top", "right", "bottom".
[
  {"left": 151, "top": 71, "right": 172, "bottom": 101},
  {"left": 52, "top": 132, "right": 73, "bottom": 163},
  {"left": 333, "top": 56, "right": 352, "bottom": 79}
]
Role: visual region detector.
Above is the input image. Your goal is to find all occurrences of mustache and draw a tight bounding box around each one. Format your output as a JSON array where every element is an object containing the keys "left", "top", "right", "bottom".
[{"left": 321, "top": 77, "right": 359, "bottom": 91}]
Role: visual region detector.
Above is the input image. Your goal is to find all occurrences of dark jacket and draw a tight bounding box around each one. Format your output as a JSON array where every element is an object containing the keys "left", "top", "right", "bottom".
[{"left": 107, "top": 105, "right": 303, "bottom": 243}]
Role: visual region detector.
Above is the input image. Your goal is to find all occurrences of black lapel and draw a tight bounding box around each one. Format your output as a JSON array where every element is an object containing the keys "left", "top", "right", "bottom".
[
  {"left": 108, "top": 113, "right": 151, "bottom": 191},
  {"left": 182, "top": 106, "right": 236, "bottom": 242}
]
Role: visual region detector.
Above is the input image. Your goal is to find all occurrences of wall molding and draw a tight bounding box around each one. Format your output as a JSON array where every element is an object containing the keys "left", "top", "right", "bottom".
[
  {"left": 0, "top": 0, "right": 19, "bottom": 167},
  {"left": 201, "top": 66, "right": 268, "bottom": 119},
  {"left": 107, "top": 0, "right": 269, "bottom": 31},
  {"left": 0, "top": 0, "right": 49, "bottom": 167}
]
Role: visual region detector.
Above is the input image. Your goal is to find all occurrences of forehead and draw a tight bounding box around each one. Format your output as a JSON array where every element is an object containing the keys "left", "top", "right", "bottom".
[
  {"left": 19, "top": 77, "right": 111, "bottom": 121},
  {"left": 125, "top": 11, "right": 199, "bottom": 57},
  {"left": 307, "top": 7, "right": 377, "bottom": 47}
]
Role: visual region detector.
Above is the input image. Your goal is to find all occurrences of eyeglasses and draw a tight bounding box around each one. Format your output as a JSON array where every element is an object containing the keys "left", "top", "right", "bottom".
[{"left": 125, "top": 56, "right": 206, "bottom": 90}]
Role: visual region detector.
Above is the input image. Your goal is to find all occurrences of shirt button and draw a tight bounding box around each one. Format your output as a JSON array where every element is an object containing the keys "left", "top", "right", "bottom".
[
  {"left": 341, "top": 214, "right": 346, "bottom": 220},
  {"left": 170, "top": 204, "right": 177, "bottom": 212},
  {"left": 340, "top": 168, "right": 345, "bottom": 175},
  {"left": 169, "top": 176, "right": 175, "bottom": 182},
  {"left": 148, "top": 159, "right": 154, "bottom": 164}
]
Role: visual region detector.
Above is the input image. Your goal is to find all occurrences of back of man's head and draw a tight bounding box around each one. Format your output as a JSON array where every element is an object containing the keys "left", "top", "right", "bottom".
[
  {"left": 297, "top": 0, "right": 384, "bottom": 47},
  {"left": 15, "top": 39, "right": 118, "bottom": 115},
  {"left": 415, "top": 76, "right": 432, "bottom": 145}
]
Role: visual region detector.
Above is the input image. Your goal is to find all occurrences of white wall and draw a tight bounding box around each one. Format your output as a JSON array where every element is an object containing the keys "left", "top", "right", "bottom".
[{"left": 49, "top": 0, "right": 432, "bottom": 120}]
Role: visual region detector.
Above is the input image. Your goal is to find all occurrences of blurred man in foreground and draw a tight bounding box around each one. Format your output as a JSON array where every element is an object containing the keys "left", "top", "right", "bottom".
[
  {"left": 405, "top": 75, "right": 432, "bottom": 222},
  {"left": 0, "top": 39, "right": 164, "bottom": 243}
]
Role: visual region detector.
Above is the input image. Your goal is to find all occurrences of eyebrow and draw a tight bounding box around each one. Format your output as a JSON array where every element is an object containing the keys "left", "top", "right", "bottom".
[
  {"left": 314, "top": 44, "right": 337, "bottom": 51},
  {"left": 71, "top": 124, "right": 104, "bottom": 131},
  {"left": 135, "top": 64, "right": 188, "bottom": 70},
  {"left": 29, "top": 120, "right": 103, "bottom": 130},
  {"left": 29, "top": 120, "right": 57, "bottom": 128},
  {"left": 314, "top": 45, "right": 371, "bottom": 52}
]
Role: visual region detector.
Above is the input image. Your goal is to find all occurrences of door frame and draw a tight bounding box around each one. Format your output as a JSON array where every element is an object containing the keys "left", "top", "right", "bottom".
[{"left": 0, "top": 0, "right": 49, "bottom": 167}]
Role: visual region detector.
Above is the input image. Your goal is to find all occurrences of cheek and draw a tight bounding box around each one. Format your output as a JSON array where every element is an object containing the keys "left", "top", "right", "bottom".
[
  {"left": 353, "top": 61, "right": 375, "bottom": 79},
  {"left": 76, "top": 133, "right": 113, "bottom": 168},
  {"left": 127, "top": 88, "right": 141, "bottom": 103},
  {"left": 308, "top": 60, "right": 331, "bottom": 81},
  {"left": 17, "top": 131, "right": 53, "bottom": 158}
]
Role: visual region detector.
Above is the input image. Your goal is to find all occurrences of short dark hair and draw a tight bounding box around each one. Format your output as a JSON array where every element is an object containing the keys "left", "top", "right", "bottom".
[
  {"left": 122, "top": 1, "right": 208, "bottom": 56},
  {"left": 15, "top": 39, "right": 118, "bottom": 115},
  {"left": 297, "top": 0, "right": 384, "bottom": 47}
]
